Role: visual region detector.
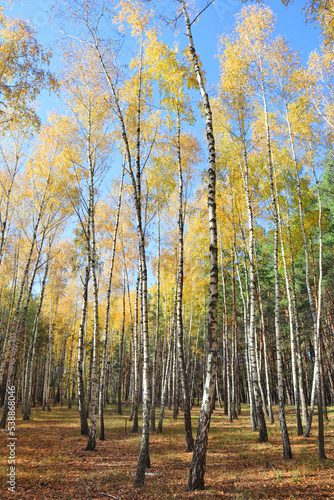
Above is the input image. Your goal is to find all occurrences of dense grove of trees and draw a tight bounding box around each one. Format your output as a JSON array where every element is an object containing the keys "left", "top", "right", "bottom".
[{"left": 0, "top": 0, "right": 334, "bottom": 491}]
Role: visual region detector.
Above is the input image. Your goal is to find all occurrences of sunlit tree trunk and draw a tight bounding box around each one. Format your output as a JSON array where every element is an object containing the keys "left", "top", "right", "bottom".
[
  {"left": 42, "top": 297, "right": 58, "bottom": 413},
  {"left": 20, "top": 226, "right": 47, "bottom": 416},
  {"left": 86, "top": 112, "right": 100, "bottom": 451},
  {"left": 254, "top": 247, "right": 274, "bottom": 424},
  {"left": 157, "top": 329, "right": 173, "bottom": 433},
  {"left": 176, "top": 111, "right": 194, "bottom": 451},
  {"left": 276, "top": 190, "right": 303, "bottom": 436},
  {"left": 231, "top": 259, "right": 237, "bottom": 420},
  {"left": 0, "top": 181, "right": 50, "bottom": 428},
  {"left": 283, "top": 98, "right": 318, "bottom": 436},
  {"left": 0, "top": 174, "right": 49, "bottom": 388},
  {"left": 310, "top": 158, "right": 326, "bottom": 458},
  {"left": 190, "top": 323, "right": 200, "bottom": 407},
  {"left": 181, "top": 1, "right": 219, "bottom": 491},
  {"left": 67, "top": 315, "right": 76, "bottom": 410},
  {"left": 132, "top": 39, "right": 151, "bottom": 486},
  {"left": 117, "top": 280, "right": 126, "bottom": 417},
  {"left": 261, "top": 66, "right": 292, "bottom": 459},
  {"left": 99, "top": 165, "right": 124, "bottom": 440},
  {"left": 235, "top": 256, "right": 256, "bottom": 431},
  {"left": 172, "top": 312, "right": 179, "bottom": 420},
  {"left": 23, "top": 239, "right": 51, "bottom": 420},
  {"left": 239, "top": 140, "right": 268, "bottom": 440},
  {"left": 132, "top": 277, "right": 140, "bottom": 433},
  {"left": 288, "top": 230, "right": 308, "bottom": 424},
  {"left": 77, "top": 242, "right": 90, "bottom": 436},
  {"left": 151, "top": 213, "right": 160, "bottom": 432},
  {"left": 218, "top": 237, "right": 228, "bottom": 417}
]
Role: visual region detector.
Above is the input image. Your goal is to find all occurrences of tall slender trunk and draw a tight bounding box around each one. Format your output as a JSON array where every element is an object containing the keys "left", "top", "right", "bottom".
[
  {"left": 133, "top": 38, "right": 151, "bottom": 486},
  {"left": 231, "top": 259, "right": 237, "bottom": 420},
  {"left": 310, "top": 158, "right": 326, "bottom": 458},
  {"left": 181, "top": 1, "right": 219, "bottom": 491},
  {"left": 67, "top": 314, "right": 76, "bottom": 410},
  {"left": 261, "top": 65, "right": 292, "bottom": 459},
  {"left": 132, "top": 277, "right": 140, "bottom": 433},
  {"left": 172, "top": 299, "right": 179, "bottom": 420},
  {"left": 186, "top": 298, "right": 194, "bottom": 376},
  {"left": 86, "top": 112, "right": 100, "bottom": 451},
  {"left": 93, "top": 29, "right": 150, "bottom": 487},
  {"left": 254, "top": 247, "right": 274, "bottom": 424},
  {"left": 151, "top": 213, "right": 160, "bottom": 432},
  {"left": 238, "top": 147, "right": 268, "bottom": 439},
  {"left": 288, "top": 230, "right": 308, "bottom": 424},
  {"left": 235, "top": 255, "right": 256, "bottom": 431},
  {"left": 0, "top": 183, "right": 50, "bottom": 428},
  {"left": 117, "top": 280, "right": 126, "bottom": 416},
  {"left": 190, "top": 323, "right": 200, "bottom": 406},
  {"left": 283, "top": 95, "right": 318, "bottom": 435},
  {"left": 157, "top": 327, "right": 173, "bottom": 433},
  {"left": 77, "top": 249, "right": 90, "bottom": 436},
  {"left": 176, "top": 111, "right": 194, "bottom": 451},
  {"left": 218, "top": 239, "right": 228, "bottom": 417},
  {"left": 276, "top": 188, "right": 303, "bottom": 436},
  {"left": 99, "top": 164, "right": 124, "bottom": 440},
  {"left": 19, "top": 225, "right": 48, "bottom": 416},
  {"left": 23, "top": 239, "right": 51, "bottom": 420},
  {"left": 42, "top": 297, "right": 58, "bottom": 413},
  {"left": 0, "top": 174, "right": 50, "bottom": 387}
]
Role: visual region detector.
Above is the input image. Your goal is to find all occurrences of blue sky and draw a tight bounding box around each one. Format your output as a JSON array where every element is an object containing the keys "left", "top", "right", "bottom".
[
  {"left": 191, "top": 0, "right": 321, "bottom": 82},
  {"left": 4, "top": 0, "right": 323, "bottom": 285},
  {"left": 6, "top": 0, "right": 321, "bottom": 124}
]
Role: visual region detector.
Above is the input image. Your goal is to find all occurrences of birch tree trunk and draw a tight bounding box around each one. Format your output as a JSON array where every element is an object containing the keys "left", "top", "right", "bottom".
[
  {"left": 42, "top": 296, "right": 58, "bottom": 413},
  {"left": 151, "top": 213, "right": 160, "bottom": 432},
  {"left": 0, "top": 180, "right": 50, "bottom": 428},
  {"left": 92, "top": 26, "right": 151, "bottom": 488},
  {"left": 181, "top": 1, "right": 219, "bottom": 491},
  {"left": 254, "top": 247, "right": 274, "bottom": 424},
  {"left": 261, "top": 68, "right": 292, "bottom": 459},
  {"left": 99, "top": 164, "right": 124, "bottom": 440},
  {"left": 288, "top": 231, "right": 308, "bottom": 424},
  {"left": 176, "top": 111, "right": 194, "bottom": 451},
  {"left": 0, "top": 173, "right": 50, "bottom": 387},
  {"left": 235, "top": 255, "right": 256, "bottom": 431},
  {"left": 117, "top": 281, "right": 126, "bottom": 416},
  {"left": 132, "top": 277, "right": 140, "bottom": 433},
  {"left": 133, "top": 39, "right": 151, "bottom": 487},
  {"left": 157, "top": 329, "right": 173, "bottom": 433},
  {"left": 310, "top": 159, "right": 326, "bottom": 458},
  {"left": 190, "top": 323, "right": 200, "bottom": 407},
  {"left": 67, "top": 316, "right": 76, "bottom": 410},
  {"left": 276, "top": 190, "right": 303, "bottom": 436},
  {"left": 77, "top": 243, "right": 90, "bottom": 436},
  {"left": 218, "top": 239, "right": 228, "bottom": 417},
  {"left": 23, "top": 238, "right": 51, "bottom": 420},
  {"left": 239, "top": 142, "right": 268, "bottom": 440},
  {"left": 85, "top": 109, "right": 100, "bottom": 451},
  {"left": 283, "top": 98, "right": 318, "bottom": 435}
]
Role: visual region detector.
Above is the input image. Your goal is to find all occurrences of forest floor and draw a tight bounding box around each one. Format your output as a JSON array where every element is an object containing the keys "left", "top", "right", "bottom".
[{"left": 0, "top": 402, "right": 333, "bottom": 499}]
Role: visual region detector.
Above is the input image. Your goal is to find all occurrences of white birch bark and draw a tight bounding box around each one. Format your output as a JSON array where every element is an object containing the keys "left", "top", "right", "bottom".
[
  {"left": 276, "top": 184, "right": 303, "bottom": 436},
  {"left": 151, "top": 213, "right": 160, "bottom": 432},
  {"left": 260, "top": 66, "right": 292, "bottom": 459},
  {"left": 99, "top": 165, "right": 124, "bottom": 439},
  {"left": 180, "top": 1, "right": 219, "bottom": 491}
]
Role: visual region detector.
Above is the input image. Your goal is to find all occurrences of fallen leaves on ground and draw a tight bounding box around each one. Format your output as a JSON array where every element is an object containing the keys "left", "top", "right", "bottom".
[{"left": 0, "top": 404, "right": 333, "bottom": 499}]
